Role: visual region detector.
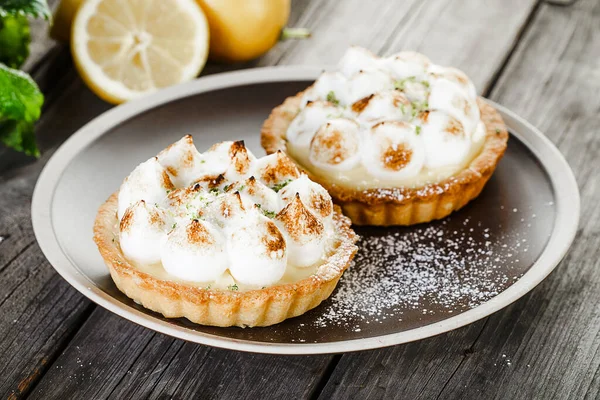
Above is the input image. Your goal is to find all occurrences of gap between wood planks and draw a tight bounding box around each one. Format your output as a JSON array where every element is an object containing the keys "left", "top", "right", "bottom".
[
  {"left": 310, "top": 3, "right": 547, "bottom": 399},
  {"left": 3, "top": 0, "right": 559, "bottom": 397}
]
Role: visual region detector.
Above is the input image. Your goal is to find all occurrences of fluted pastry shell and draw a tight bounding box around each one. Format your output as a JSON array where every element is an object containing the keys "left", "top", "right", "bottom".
[
  {"left": 94, "top": 193, "right": 358, "bottom": 327},
  {"left": 261, "top": 93, "right": 509, "bottom": 226}
]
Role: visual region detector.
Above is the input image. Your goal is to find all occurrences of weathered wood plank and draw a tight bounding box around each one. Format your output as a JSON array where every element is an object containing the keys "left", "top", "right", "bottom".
[
  {"left": 321, "top": 0, "right": 600, "bottom": 399},
  {"left": 21, "top": 0, "right": 541, "bottom": 398},
  {"left": 0, "top": 1, "right": 326, "bottom": 397},
  {"left": 28, "top": 309, "right": 332, "bottom": 400},
  {"left": 0, "top": 2, "right": 105, "bottom": 398},
  {"left": 0, "top": 82, "right": 106, "bottom": 399},
  {"left": 436, "top": 0, "right": 600, "bottom": 397},
  {"left": 260, "top": 0, "right": 539, "bottom": 93}
]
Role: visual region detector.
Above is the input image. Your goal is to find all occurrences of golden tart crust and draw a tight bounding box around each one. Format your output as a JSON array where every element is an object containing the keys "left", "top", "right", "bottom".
[
  {"left": 261, "top": 92, "right": 509, "bottom": 226},
  {"left": 94, "top": 193, "right": 358, "bottom": 327}
]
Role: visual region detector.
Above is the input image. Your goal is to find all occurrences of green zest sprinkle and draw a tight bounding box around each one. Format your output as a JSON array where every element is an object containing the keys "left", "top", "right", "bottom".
[
  {"left": 200, "top": 160, "right": 206, "bottom": 164},
  {"left": 209, "top": 187, "right": 220, "bottom": 194},
  {"left": 393, "top": 76, "right": 417, "bottom": 91},
  {"left": 415, "top": 126, "right": 421, "bottom": 135},
  {"left": 271, "top": 179, "right": 292, "bottom": 193},
  {"left": 223, "top": 184, "right": 231, "bottom": 191},
  {"left": 172, "top": 223, "right": 177, "bottom": 229},
  {"left": 262, "top": 209, "right": 277, "bottom": 218},
  {"left": 205, "top": 284, "right": 211, "bottom": 290},
  {"left": 495, "top": 128, "right": 501, "bottom": 134},
  {"left": 326, "top": 90, "right": 340, "bottom": 106},
  {"left": 228, "top": 284, "right": 239, "bottom": 291}
]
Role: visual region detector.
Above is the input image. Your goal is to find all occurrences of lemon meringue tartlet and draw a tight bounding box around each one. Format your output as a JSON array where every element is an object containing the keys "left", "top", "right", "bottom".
[
  {"left": 261, "top": 47, "right": 509, "bottom": 226},
  {"left": 93, "top": 136, "right": 358, "bottom": 327}
]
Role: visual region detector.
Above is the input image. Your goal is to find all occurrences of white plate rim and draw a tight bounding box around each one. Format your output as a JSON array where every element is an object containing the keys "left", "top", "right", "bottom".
[{"left": 31, "top": 66, "right": 580, "bottom": 355}]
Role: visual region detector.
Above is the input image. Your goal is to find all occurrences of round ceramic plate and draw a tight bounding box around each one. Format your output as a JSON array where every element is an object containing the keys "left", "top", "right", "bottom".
[{"left": 32, "top": 67, "right": 579, "bottom": 354}]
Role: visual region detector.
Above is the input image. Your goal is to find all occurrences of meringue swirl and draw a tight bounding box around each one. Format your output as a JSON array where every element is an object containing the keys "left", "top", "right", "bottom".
[
  {"left": 286, "top": 46, "right": 487, "bottom": 190},
  {"left": 117, "top": 136, "right": 337, "bottom": 289}
]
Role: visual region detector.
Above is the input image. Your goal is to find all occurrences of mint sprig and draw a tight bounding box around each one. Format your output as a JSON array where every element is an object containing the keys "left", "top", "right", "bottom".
[
  {"left": 0, "top": 14, "right": 30, "bottom": 68},
  {"left": 0, "top": 63, "right": 43, "bottom": 157},
  {"left": 0, "top": 0, "right": 51, "bottom": 20}
]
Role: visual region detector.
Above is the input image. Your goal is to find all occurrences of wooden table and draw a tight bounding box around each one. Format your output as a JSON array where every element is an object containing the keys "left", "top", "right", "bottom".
[{"left": 1, "top": 0, "right": 598, "bottom": 398}]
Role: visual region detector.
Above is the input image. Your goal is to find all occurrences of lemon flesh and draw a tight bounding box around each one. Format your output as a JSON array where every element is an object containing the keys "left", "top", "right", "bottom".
[{"left": 72, "top": 0, "right": 209, "bottom": 104}]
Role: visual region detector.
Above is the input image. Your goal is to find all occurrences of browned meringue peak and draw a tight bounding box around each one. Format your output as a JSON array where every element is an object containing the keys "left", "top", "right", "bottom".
[
  {"left": 156, "top": 135, "right": 203, "bottom": 187},
  {"left": 120, "top": 200, "right": 168, "bottom": 233},
  {"left": 276, "top": 193, "right": 324, "bottom": 242},
  {"left": 117, "top": 157, "right": 175, "bottom": 219},
  {"left": 227, "top": 140, "right": 253, "bottom": 178},
  {"left": 279, "top": 174, "right": 333, "bottom": 220},
  {"left": 371, "top": 121, "right": 415, "bottom": 171},
  {"left": 253, "top": 150, "right": 300, "bottom": 188},
  {"left": 186, "top": 219, "right": 216, "bottom": 246},
  {"left": 166, "top": 184, "right": 202, "bottom": 207},
  {"left": 166, "top": 185, "right": 206, "bottom": 219},
  {"left": 192, "top": 173, "right": 226, "bottom": 190},
  {"left": 262, "top": 219, "right": 287, "bottom": 254},
  {"left": 211, "top": 191, "right": 247, "bottom": 221},
  {"left": 118, "top": 200, "right": 169, "bottom": 264},
  {"left": 239, "top": 176, "right": 281, "bottom": 212},
  {"left": 309, "top": 119, "right": 361, "bottom": 170},
  {"left": 275, "top": 193, "right": 328, "bottom": 268},
  {"left": 227, "top": 213, "right": 287, "bottom": 286},
  {"left": 352, "top": 90, "right": 412, "bottom": 125},
  {"left": 381, "top": 142, "right": 414, "bottom": 171}
]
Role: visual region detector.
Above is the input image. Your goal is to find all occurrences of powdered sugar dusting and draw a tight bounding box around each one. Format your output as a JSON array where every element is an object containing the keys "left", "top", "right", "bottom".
[{"left": 313, "top": 212, "right": 533, "bottom": 331}]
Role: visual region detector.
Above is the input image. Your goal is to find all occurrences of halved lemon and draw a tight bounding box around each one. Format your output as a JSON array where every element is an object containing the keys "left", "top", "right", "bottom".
[{"left": 71, "top": 0, "right": 209, "bottom": 104}]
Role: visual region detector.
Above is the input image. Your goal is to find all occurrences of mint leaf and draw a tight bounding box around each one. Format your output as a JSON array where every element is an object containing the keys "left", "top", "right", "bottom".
[
  {"left": 0, "top": 14, "right": 30, "bottom": 68},
  {"left": 0, "top": 63, "right": 43, "bottom": 157},
  {"left": 0, "top": 0, "right": 51, "bottom": 20}
]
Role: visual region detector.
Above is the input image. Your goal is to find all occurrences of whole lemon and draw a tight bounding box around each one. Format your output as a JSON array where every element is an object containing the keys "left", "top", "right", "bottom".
[{"left": 196, "top": 0, "right": 291, "bottom": 63}]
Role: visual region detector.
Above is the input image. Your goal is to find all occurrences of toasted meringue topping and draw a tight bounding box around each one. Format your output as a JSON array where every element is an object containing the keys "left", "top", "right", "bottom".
[
  {"left": 286, "top": 100, "right": 341, "bottom": 148},
  {"left": 347, "top": 69, "right": 395, "bottom": 104},
  {"left": 118, "top": 137, "right": 336, "bottom": 288},
  {"left": 276, "top": 194, "right": 327, "bottom": 268},
  {"left": 279, "top": 175, "right": 333, "bottom": 220},
  {"left": 119, "top": 201, "right": 169, "bottom": 265},
  {"left": 239, "top": 176, "right": 281, "bottom": 215},
  {"left": 227, "top": 213, "right": 287, "bottom": 286},
  {"left": 420, "top": 111, "right": 471, "bottom": 169},
  {"left": 302, "top": 72, "right": 349, "bottom": 106},
  {"left": 157, "top": 135, "right": 204, "bottom": 187},
  {"left": 354, "top": 91, "right": 410, "bottom": 126},
  {"left": 285, "top": 47, "right": 486, "bottom": 189},
  {"left": 161, "top": 220, "right": 229, "bottom": 282},
  {"left": 309, "top": 119, "right": 361, "bottom": 171},
  {"left": 225, "top": 140, "right": 255, "bottom": 181},
  {"left": 251, "top": 150, "right": 300, "bottom": 188},
  {"left": 362, "top": 121, "right": 425, "bottom": 180},
  {"left": 118, "top": 157, "right": 174, "bottom": 219}
]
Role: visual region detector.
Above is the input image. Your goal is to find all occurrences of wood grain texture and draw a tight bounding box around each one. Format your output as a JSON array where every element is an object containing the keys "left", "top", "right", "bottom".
[
  {"left": 0, "top": 152, "right": 93, "bottom": 399},
  {"left": 259, "top": 0, "right": 538, "bottom": 93},
  {"left": 3, "top": 0, "right": 598, "bottom": 399},
  {"left": 19, "top": 0, "right": 544, "bottom": 399},
  {"left": 321, "top": 0, "right": 600, "bottom": 399},
  {"left": 28, "top": 309, "right": 332, "bottom": 400}
]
